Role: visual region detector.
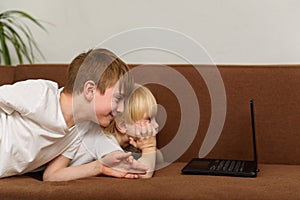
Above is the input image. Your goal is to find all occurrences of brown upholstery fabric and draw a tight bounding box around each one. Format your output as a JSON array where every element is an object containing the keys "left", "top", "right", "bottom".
[
  {"left": 14, "top": 64, "right": 69, "bottom": 87},
  {"left": 0, "top": 65, "right": 15, "bottom": 85},
  {"left": 0, "top": 163, "right": 299, "bottom": 200}
]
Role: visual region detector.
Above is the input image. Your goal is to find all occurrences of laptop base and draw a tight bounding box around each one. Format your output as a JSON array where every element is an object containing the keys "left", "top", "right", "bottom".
[{"left": 181, "top": 158, "right": 257, "bottom": 178}]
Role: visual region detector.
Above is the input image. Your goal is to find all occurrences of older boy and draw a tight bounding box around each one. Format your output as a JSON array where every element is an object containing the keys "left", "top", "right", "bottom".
[{"left": 0, "top": 48, "right": 147, "bottom": 178}]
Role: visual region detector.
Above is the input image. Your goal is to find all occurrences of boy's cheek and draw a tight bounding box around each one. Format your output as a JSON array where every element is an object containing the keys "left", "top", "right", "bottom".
[
  {"left": 117, "top": 100, "right": 125, "bottom": 113},
  {"left": 125, "top": 124, "right": 137, "bottom": 137}
]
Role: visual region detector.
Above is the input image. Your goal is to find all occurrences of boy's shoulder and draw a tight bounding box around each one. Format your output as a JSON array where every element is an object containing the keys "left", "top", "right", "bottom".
[
  {"left": 17, "top": 79, "right": 58, "bottom": 88},
  {"left": 0, "top": 79, "right": 59, "bottom": 93},
  {"left": 0, "top": 79, "right": 58, "bottom": 88}
]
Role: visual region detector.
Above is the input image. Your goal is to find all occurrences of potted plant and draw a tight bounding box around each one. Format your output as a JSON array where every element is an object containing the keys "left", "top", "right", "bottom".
[{"left": 0, "top": 10, "right": 46, "bottom": 65}]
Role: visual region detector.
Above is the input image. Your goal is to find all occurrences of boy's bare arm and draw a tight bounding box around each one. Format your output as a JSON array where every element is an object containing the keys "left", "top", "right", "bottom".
[
  {"left": 43, "top": 151, "right": 148, "bottom": 181},
  {"left": 129, "top": 136, "right": 157, "bottom": 178}
]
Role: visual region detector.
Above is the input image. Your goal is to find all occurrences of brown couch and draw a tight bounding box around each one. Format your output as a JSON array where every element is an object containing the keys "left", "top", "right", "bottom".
[{"left": 0, "top": 64, "right": 299, "bottom": 200}]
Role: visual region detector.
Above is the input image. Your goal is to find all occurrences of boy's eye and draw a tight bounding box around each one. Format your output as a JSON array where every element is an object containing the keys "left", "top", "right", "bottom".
[
  {"left": 143, "top": 117, "right": 151, "bottom": 123},
  {"left": 115, "top": 95, "right": 123, "bottom": 103}
]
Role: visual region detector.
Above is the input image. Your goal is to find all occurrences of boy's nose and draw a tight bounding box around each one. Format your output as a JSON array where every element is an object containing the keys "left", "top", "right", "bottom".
[
  {"left": 116, "top": 100, "right": 124, "bottom": 113},
  {"left": 152, "top": 120, "right": 159, "bottom": 131}
]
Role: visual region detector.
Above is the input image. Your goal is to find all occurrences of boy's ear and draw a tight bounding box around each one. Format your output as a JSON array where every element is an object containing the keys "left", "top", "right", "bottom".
[
  {"left": 83, "top": 80, "right": 96, "bottom": 101},
  {"left": 116, "top": 120, "right": 127, "bottom": 134}
]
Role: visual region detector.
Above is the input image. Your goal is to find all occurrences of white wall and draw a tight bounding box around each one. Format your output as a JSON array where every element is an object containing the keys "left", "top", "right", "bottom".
[{"left": 1, "top": 0, "right": 300, "bottom": 64}]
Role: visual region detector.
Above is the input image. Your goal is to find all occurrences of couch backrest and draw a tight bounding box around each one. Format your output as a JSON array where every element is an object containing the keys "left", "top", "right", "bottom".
[
  {"left": 0, "top": 65, "right": 15, "bottom": 85},
  {"left": 14, "top": 64, "right": 69, "bottom": 87},
  {"left": 131, "top": 64, "right": 300, "bottom": 165},
  {"left": 1, "top": 64, "right": 299, "bottom": 165}
]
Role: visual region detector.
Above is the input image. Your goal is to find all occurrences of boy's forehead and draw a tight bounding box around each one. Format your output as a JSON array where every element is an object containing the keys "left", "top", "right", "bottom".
[
  {"left": 117, "top": 80, "right": 133, "bottom": 97},
  {"left": 114, "top": 89, "right": 125, "bottom": 96},
  {"left": 118, "top": 73, "right": 134, "bottom": 96},
  {"left": 113, "top": 81, "right": 125, "bottom": 95}
]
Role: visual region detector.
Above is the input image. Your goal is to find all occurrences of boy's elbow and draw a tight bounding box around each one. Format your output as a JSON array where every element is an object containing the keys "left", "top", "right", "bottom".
[
  {"left": 43, "top": 172, "right": 59, "bottom": 182},
  {"left": 42, "top": 174, "right": 53, "bottom": 182}
]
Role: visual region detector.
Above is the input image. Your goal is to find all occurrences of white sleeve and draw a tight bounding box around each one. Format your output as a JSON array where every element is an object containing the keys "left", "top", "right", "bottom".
[
  {"left": 61, "top": 137, "right": 81, "bottom": 159},
  {"left": 94, "top": 133, "right": 123, "bottom": 159},
  {"left": 66, "top": 122, "right": 123, "bottom": 166}
]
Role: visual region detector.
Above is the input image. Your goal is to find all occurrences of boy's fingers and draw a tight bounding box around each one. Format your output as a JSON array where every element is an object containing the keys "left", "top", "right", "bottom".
[
  {"left": 127, "top": 156, "right": 134, "bottom": 164},
  {"left": 124, "top": 174, "right": 139, "bottom": 179},
  {"left": 141, "top": 125, "right": 148, "bottom": 137},
  {"left": 129, "top": 137, "right": 137, "bottom": 147},
  {"left": 126, "top": 124, "right": 140, "bottom": 138},
  {"left": 126, "top": 122, "right": 159, "bottom": 138},
  {"left": 151, "top": 120, "right": 159, "bottom": 136},
  {"left": 144, "top": 121, "right": 153, "bottom": 137},
  {"left": 152, "top": 125, "right": 158, "bottom": 136},
  {"left": 148, "top": 123, "right": 154, "bottom": 137},
  {"left": 135, "top": 123, "right": 141, "bottom": 137}
]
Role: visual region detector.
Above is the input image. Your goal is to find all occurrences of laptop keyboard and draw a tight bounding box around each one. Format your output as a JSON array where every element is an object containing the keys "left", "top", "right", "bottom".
[{"left": 209, "top": 160, "right": 245, "bottom": 172}]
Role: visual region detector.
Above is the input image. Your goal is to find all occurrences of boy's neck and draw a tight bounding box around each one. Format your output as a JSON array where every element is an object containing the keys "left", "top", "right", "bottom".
[{"left": 60, "top": 92, "right": 75, "bottom": 129}]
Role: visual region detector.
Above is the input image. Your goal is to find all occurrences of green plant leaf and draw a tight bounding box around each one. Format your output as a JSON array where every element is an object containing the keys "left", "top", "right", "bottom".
[
  {"left": 0, "top": 24, "right": 11, "bottom": 65},
  {"left": 2, "top": 10, "right": 46, "bottom": 31},
  {"left": 0, "top": 10, "right": 47, "bottom": 65},
  {"left": 6, "top": 18, "right": 35, "bottom": 63},
  {"left": 2, "top": 20, "right": 31, "bottom": 63},
  {"left": 5, "top": 27, "right": 24, "bottom": 64}
]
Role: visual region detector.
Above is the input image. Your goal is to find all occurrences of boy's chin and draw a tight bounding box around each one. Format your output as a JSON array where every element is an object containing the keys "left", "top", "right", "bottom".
[
  {"left": 99, "top": 118, "right": 113, "bottom": 128},
  {"left": 99, "top": 121, "right": 110, "bottom": 128}
]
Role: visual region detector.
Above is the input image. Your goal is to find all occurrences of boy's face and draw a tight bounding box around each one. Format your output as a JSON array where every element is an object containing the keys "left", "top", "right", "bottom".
[
  {"left": 138, "top": 113, "right": 159, "bottom": 129},
  {"left": 125, "top": 113, "right": 159, "bottom": 137},
  {"left": 117, "top": 113, "right": 159, "bottom": 147},
  {"left": 94, "top": 81, "right": 125, "bottom": 127}
]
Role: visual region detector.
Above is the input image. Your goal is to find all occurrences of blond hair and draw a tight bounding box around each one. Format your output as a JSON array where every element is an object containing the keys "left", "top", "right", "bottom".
[
  {"left": 104, "top": 84, "right": 157, "bottom": 136},
  {"left": 123, "top": 84, "right": 157, "bottom": 124}
]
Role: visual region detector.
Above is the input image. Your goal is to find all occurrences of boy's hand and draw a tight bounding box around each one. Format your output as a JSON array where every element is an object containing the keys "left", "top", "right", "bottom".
[
  {"left": 99, "top": 151, "right": 148, "bottom": 178},
  {"left": 129, "top": 136, "right": 157, "bottom": 152},
  {"left": 126, "top": 119, "right": 159, "bottom": 138}
]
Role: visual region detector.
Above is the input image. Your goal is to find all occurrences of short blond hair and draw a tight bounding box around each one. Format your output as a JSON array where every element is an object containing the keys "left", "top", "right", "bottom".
[
  {"left": 104, "top": 84, "right": 157, "bottom": 136},
  {"left": 123, "top": 84, "right": 157, "bottom": 124}
]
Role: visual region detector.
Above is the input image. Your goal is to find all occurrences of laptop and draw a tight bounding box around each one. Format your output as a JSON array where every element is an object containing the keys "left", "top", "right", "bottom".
[{"left": 181, "top": 99, "right": 259, "bottom": 178}]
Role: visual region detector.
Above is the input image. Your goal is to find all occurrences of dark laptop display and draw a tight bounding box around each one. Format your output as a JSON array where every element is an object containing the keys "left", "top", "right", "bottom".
[{"left": 181, "top": 100, "right": 259, "bottom": 177}]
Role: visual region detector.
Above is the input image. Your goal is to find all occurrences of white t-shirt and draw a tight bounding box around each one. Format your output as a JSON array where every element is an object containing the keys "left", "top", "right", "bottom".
[
  {"left": 0, "top": 80, "right": 80, "bottom": 177},
  {"left": 69, "top": 127, "right": 122, "bottom": 167}
]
